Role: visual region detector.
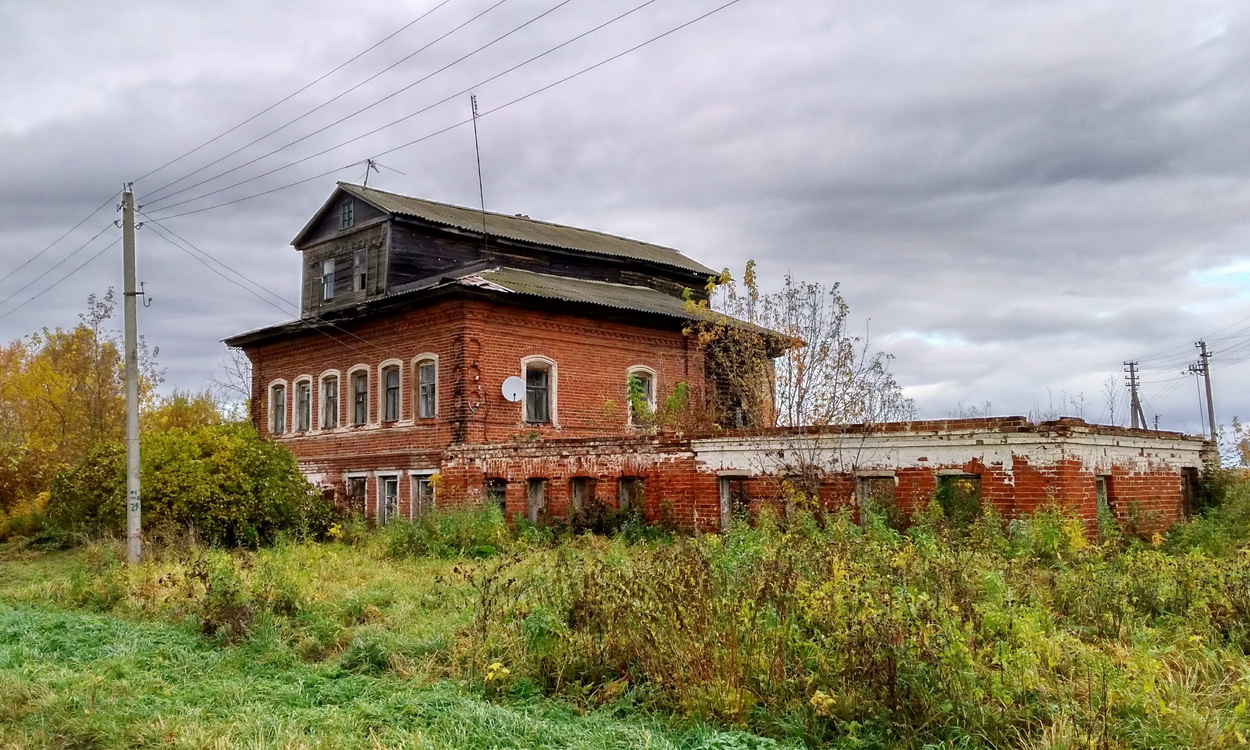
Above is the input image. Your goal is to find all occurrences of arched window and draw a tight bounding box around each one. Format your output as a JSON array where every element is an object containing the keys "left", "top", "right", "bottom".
[
  {"left": 379, "top": 360, "right": 402, "bottom": 422},
  {"left": 521, "top": 355, "right": 557, "bottom": 425},
  {"left": 349, "top": 366, "right": 370, "bottom": 425},
  {"left": 269, "top": 380, "right": 287, "bottom": 435},
  {"left": 626, "top": 366, "right": 657, "bottom": 426},
  {"left": 294, "top": 377, "right": 312, "bottom": 431},
  {"left": 414, "top": 354, "right": 438, "bottom": 419},
  {"left": 320, "top": 372, "right": 340, "bottom": 429}
]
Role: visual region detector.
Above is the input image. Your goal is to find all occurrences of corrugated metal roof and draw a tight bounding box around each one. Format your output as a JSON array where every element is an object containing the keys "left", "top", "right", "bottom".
[
  {"left": 467, "top": 267, "right": 698, "bottom": 320},
  {"left": 335, "top": 183, "right": 716, "bottom": 276}
]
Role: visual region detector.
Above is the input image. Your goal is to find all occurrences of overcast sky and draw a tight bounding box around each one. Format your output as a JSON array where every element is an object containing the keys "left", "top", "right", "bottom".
[{"left": 2, "top": 0, "right": 1247, "bottom": 436}]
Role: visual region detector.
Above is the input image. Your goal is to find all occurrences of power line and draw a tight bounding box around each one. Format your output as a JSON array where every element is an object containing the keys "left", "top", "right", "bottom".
[
  {"left": 0, "top": 190, "right": 119, "bottom": 288},
  {"left": 0, "top": 222, "right": 116, "bottom": 313},
  {"left": 143, "top": 0, "right": 577, "bottom": 210},
  {"left": 147, "top": 0, "right": 746, "bottom": 222},
  {"left": 131, "top": 0, "right": 463, "bottom": 186},
  {"left": 0, "top": 238, "right": 121, "bottom": 324}
]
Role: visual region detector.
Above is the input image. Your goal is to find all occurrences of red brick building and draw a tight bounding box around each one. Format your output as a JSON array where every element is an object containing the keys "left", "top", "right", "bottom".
[{"left": 228, "top": 184, "right": 1210, "bottom": 530}]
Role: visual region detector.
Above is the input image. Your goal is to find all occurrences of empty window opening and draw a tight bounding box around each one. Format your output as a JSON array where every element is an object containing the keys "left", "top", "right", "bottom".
[
  {"left": 570, "top": 477, "right": 597, "bottom": 513},
  {"left": 618, "top": 476, "right": 645, "bottom": 512},
  {"left": 321, "top": 259, "right": 335, "bottom": 301},
  {"left": 270, "top": 384, "right": 286, "bottom": 435},
  {"left": 345, "top": 476, "right": 367, "bottom": 517},
  {"left": 413, "top": 474, "right": 435, "bottom": 518},
  {"left": 378, "top": 475, "right": 399, "bottom": 524},
  {"left": 935, "top": 474, "right": 982, "bottom": 528},
  {"left": 295, "top": 381, "right": 311, "bottom": 431},
  {"left": 626, "top": 368, "right": 656, "bottom": 425},
  {"left": 382, "top": 366, "right": 400, "bottom": 422},
  {"left": 485, "top": 478, "right": 507, "bottom": 515},
  {"left": 351, "top": 371, "right": 369, "bottom": 425},
  {"left": 321, "top": 375, "right": 339, "bottom": 429},
  {"left": 417, "top": 359, "right": 437, "bottom": 418},
  {"left": 353, "top": 249, "right": 367, "bottom": 292},
  {"left": 857, "top": 476, "right": 899, "bottom": 526},
  {"left": 526, "top": 479, "right": 548, "bottom": 524}
]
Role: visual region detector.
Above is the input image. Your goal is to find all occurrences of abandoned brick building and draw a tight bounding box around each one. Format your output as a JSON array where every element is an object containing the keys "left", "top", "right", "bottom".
[{"left": 227, "top": 183, "right": 1211, "bottom": 530}]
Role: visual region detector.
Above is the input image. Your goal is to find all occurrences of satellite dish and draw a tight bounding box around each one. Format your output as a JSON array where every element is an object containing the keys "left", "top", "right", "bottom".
[{"left": 501, "top": 376, "right": 525, "bottom": 402}]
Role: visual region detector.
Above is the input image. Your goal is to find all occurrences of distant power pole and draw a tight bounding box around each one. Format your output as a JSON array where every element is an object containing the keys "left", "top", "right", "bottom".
[
  {"left": 1123, "top": 361, "right": 1146, "bottom": 429},
  {"left": 121, "top": 185, "right": 142, "bottom": 564},
  {"left": 1188, "top": 340, "right": 1217, "bottom": 442}
]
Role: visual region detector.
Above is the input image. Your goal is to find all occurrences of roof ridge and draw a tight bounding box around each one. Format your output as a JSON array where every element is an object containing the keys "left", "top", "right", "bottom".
[{"left": 337, "top": 181, "right": 685, "bottom": 255}]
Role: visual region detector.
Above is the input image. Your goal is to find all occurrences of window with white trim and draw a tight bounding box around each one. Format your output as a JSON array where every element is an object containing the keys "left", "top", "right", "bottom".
[
  {"left": 412, "top": 473, "right": 435, "bottom": 517},
  {"left": 321, "top": 374, "right": 339, "bottom": 429},
  {"left": 378, "top": 474, "right": 399, "bottom": 524},
  {"left": 294, "top": 379, "right": 311, "bottom": 431},
  {"left": 382, "top": 364, "right": 401, "bottom": 422},
  {"left": 416, "top": 357, "right": 437, "bottom": 419},
  {"left": 350, "top": 369, "right": 369, "bottom": 425},
  {"left": 269, "top": 382, "right": 286, "bottom": 435},
  {"left": 522, "top": 356, "right": 556, "bottom": 424}
]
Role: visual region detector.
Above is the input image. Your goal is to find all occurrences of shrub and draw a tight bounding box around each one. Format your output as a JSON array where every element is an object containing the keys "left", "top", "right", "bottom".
[
  {"left": 382, "top": 504, "right": 510, "bottom": 559},
  {"left": 47, "top": 424, "right": 337, "bottom": 546}
]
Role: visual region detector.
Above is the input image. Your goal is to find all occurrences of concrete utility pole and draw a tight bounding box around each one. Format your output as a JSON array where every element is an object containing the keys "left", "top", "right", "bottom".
[
  {"left": 121, "top": 185, "right": 142, "bottom": 564},
  {"left": 1188, "top": 340, "right": 1217, "bottom": 443},
  {"left": 1124, "top": 360, "right": 1146, "bottom": 429}
]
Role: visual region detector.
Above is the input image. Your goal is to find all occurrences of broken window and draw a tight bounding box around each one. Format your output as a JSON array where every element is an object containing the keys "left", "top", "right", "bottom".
[
  {"left": 857, "top": 475, "right": 899, "bottom": 526},
  {"left": 935, "top": 474, "right": 982, "bottom": 528},
  {"left": 618, "top": 476, "right": 645, "bottom": 512},
  {"left": 570, "top": 477, "right": 597, "bottom": 513},
  {"left": 485, "top": 478, "right": 507, "bottom": 515},
  {"left": 345, "top": 476, "right": 367, "bottom": 517},
  {"left": 321, "top": 259, "right": 335, "bottom": 301},
  {"left": 413, "top": 474, "right": 435, "bottom": 517},
  {"left": 626, "top": 368, "right": 655, "bottom": 425},
  {"left": 353, "top": 249, "right": 367, "bottom": 292},
  {"left": 378, "top": 475, "right": 399, "bottom": 524}
]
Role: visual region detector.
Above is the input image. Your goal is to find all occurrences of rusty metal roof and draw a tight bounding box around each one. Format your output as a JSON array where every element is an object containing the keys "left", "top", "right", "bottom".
[
  {"left": 329, "top": 183, "right": 716, "bottom": 276},
  {"left": 466, "top": 267, "right": 699, "bottom": 320}
]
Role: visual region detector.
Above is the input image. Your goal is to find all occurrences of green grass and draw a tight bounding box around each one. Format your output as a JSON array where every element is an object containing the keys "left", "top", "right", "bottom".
[{"left": 0, "top": 603, "right": 783, "bottom": 749}]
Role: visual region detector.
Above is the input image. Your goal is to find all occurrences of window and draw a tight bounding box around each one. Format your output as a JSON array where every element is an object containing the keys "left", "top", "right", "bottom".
[
  {"left": 618, "top": 476, "right": 645, "bottom": 512},
  {"left": 412, "top": 474, "right": 435, "bottom": 517},
  {"left": 269, "top": 383, "right": 286, "bottom": 435},
  {"left": 378, "top": 475, "right": 399, "bottom": 524},
  {"left": 382, "top": 365, "right": 400, "bottom": 422},
  {"left": 321, "top": 259, "right": 335, "bottom": 301},
  {"left": 626, "top": 367, "right": 656, "bottom": 425},
  {"left": 295, "top": 380, "right": 311, "bottom": 431},
  {"left": 339, "top": 199, "right": 355, "bottom": 229},
  {"left": 353, "top": 249, "right": 367, "bottom": 292},
  {"left": 416, "top": 357, "right": 437, "bottom": 418},
  {"left": 345, "top": 475, "right": 367, "bottom": 517},
  {"left": 321, "top": 374, "right": 339, "bottom": 429},
  {"left": 526, "top": 478, "right": 547, "bottom": 523},
  {"left": 857, "top": 475, "right": 899, "bottom": 526},
  {"left": 351, "top": 370, "right": 369, "bottom": 425},
  {"left": 524, "top": 361, "right": 552, "bottom": 424},
  {"left": 935, "top": 474, "right": 982, "bottom": 528},
  {"left": 570, "top": 477, "right": 597, "bottom": 513},
  {"left": 1095, "top": 475, "right": 1111, "bottom": 517},
  {"left": 485, "top": 478, "right": 507, "bottom": 514},
  {"left": 719, "top": 476, "right": 750, "bottom": 529}
]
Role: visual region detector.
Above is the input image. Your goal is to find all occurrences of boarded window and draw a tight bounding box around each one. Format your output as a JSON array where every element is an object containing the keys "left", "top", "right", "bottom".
[
  {"left": 527, "top": 479, "right": 547, "bottom": 523},
  {"left": 417, "top": 360, "right": 437, "bottom": 418},
  {"left": 295, "top": 381, "right": 311, "bottom": 431},
  {"left": 351, "top": 371, "right": 369, "bottom": 425},
  {"left": 935, "top": 474, "right": 982, "bottom": 528},
  {"left": 618, "top": 476, "right": 645, "bottom": 512},
  {"left": 383, "top": 366, "right": 400, "bottom": 422},
  {"left": 570, "top": 477, "right": 597, "bottom": 513},
  {"left": 270, "top": 384, "right": 286, "bottom": 435}
]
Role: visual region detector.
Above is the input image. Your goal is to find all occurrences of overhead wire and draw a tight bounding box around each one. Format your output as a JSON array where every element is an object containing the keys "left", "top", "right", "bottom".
[
  {"left": 0, "top": 190, "right": 120, "bottom": 288},
  {"left": 131, "top": 0, "right": 462, "bottom": 186},
  {"left": 142, "top": 0, "right": 579, "bottom": 210},
  {"left": 0, "top": 222, "right": 116, "bottom": 313},
  {"left": 142, "top": 0, "right": 516, "bottom": 204},
  {"left": 148, "top": 0, "right": 746, "bottom": 222},
  {"left": 0, "top": 238, "right": 122, "bottom": 324}
]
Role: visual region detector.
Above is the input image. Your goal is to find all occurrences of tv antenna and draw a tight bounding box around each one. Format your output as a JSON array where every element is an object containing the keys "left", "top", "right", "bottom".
[
  {"left": 470, "top": 93, "right": 488, "bottom": 252},
  {"left": 501, "top": 376, "right": 525, "bottom": 403}
]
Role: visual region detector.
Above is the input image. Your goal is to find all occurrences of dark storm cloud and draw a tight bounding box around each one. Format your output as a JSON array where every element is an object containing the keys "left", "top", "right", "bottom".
[{"left": 1, "top": 0, "right": 1247, "bottom": 430}]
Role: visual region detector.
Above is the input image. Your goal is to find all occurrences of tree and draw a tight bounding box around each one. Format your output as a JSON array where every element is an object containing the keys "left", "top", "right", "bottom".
[{"left": 687, "top": 261, "right": 915, "bottom": 429}]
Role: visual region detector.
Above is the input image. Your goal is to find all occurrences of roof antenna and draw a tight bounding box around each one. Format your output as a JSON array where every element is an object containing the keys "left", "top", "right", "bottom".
[
  {"left": 470, "top": 93, "right": 488, "bottom": 253},
  {"left": 362, "top": 159, "right": 379, "bottom": 188}
]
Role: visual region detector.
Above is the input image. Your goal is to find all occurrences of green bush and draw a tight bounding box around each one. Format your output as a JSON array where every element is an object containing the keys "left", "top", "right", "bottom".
[
  {"left": 381, "top": 504, "right": 511, "bottom": 559},
  {"left": 47, "top": 424, "right": 336, "bottom": 546}
]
